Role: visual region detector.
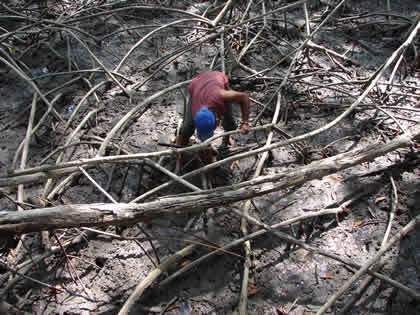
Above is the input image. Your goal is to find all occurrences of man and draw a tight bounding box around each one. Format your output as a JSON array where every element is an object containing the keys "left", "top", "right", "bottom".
[{"left": 176, "top": 71, "right": 250, "bottom": 173}]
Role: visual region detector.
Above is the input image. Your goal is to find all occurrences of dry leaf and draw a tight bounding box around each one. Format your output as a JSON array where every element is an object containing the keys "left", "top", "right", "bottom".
[
  {"left": 8, "top": 46, "right": 16, "bottom": 54},
  {"left": 342, "top": 206, "right": 351, "bottom": 212},
  {"left": 166, "top": 304, "right": 179, "bottom": 311},
  {"left": 354, "top": 220, "right": 365, "bottom": 227},
  {"left": 8, "top": 249, "right": 14, "bottom": 263},
  {"left": 320, "top": 275, "right": 335, "bottom": 279},
  {"left": 231, "top": 160, "right": 239, "bottom": 169},
  {"left": 247, "top": 282, "right": 257, "bottom": 289},
  {"left": 329, "top": 175, "right": 343, "bottom": 181},
  {"left": 51, "top": 282, "right": 63, "bottom": 294},
  {"left": 375, "top": 196, "right": 386, "bottom": 203},
  {"left": 276, "top": 306, "right": 288, "bottom": 315},
  {"left": 181, "top": 260, "right": 191, "bottom": 268},
  {"left": 248, "top": 287, "right": 259, "bottom": 296}
]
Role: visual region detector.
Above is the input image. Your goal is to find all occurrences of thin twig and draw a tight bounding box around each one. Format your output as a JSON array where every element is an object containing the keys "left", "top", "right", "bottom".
[
  {"left": 13, "top": 94, "right": 37, "bottom": 257},
  {"left": 239, "top": 90, "right": 280, "bottom": 315},
  {"left": 316, "top": 214, "right": 420, "bottom": 314},
  {"left": 52, "top": 233, "right": 92, "bottom": 299},
  {"left": 159, "top": 191, "right": 420, "bottom": 301},
  {"left": 211, "top": 0, "right": 236, "bottom": 27},
  {"left": 117, "top": 245, "right": 196, "bottom": 315},
  {"left": 0, "top": 260, "right": 96, "bottom": 302},
  {"left": 12, "top": 93, "right": 63, "bottom": 170},
  {"left": 382, "top": 176, "right": 398, "bottom": 247},
  {"left": 78, "top": 166, "right": 117, "bottom": 204},
  {"left": 341, "top": 175, "right": 401, "bottom": 313},
  {"left": 66, "top": 30, "right": 129, "bottom": 96}
]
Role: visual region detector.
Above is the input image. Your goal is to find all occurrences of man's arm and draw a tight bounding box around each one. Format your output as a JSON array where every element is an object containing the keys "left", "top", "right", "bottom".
[{"left": 220, "top": 89, "right": 250, "bottom": 134}]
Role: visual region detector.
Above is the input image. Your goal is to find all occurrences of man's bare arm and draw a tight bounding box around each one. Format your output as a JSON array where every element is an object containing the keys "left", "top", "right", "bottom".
[{"left": 220, "top": 89, "right": 250, "bottom": 134}]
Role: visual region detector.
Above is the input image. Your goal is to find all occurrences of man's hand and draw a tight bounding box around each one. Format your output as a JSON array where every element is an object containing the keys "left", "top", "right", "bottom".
[{"left": 220, "top": 90, "right": 250, "bottom": 136}]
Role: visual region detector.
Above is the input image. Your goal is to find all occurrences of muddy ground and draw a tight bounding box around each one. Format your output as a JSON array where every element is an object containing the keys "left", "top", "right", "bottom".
[{"left": 0, "top": 0, "right": 419, "bottom": 314}]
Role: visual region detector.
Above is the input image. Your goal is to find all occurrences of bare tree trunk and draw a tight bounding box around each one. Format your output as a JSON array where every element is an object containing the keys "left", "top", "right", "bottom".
[{"left": 1, "top": 125, "right": 418, "bottom": 236}]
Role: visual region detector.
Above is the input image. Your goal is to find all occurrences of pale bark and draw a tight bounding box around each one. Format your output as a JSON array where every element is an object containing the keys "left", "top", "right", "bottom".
[{"left": 1, "top": 124, "right": 418, "bottom": 236}]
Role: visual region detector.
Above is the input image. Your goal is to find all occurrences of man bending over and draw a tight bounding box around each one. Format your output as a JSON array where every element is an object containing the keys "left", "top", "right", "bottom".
[{"left": 176, "top": 71, "right": 250, "bottom": 173}]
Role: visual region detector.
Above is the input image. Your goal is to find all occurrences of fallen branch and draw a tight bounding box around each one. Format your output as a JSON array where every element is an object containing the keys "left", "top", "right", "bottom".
[
  {"left": 341, "top": 175, "right": 400, "bottom": 313},
  {"left": 0, "top": 123, "right": 273, "bottom": 187},
  {"left": 158, "top": 190, "right": 420, "bottom": 302},
  {"left": 117, "top": 244, "right": 195, "bottom": 315},
  {"left": 0, "top": 124, "right": 418, "bottom": 236},
  {"left": 211, "top": 0, "right": 235, "bottom": 27},
  {"left": 316, "top": 213, "right": 420, "bottom": 314}
]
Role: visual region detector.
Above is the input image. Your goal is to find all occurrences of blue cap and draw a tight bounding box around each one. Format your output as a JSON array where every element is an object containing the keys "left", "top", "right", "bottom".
[{"left": 194, "top": 107, "right": 215, "bottom": 141}]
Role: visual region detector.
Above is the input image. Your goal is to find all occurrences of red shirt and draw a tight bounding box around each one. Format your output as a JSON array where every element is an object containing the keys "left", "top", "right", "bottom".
[{"left": 189, "top": 71, "right": 229, "bottom": 120}]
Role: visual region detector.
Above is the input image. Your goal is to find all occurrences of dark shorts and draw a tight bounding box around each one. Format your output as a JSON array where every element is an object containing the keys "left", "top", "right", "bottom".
[{"left": 179, "top": 96, "right": 237, "bottom": 139}]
